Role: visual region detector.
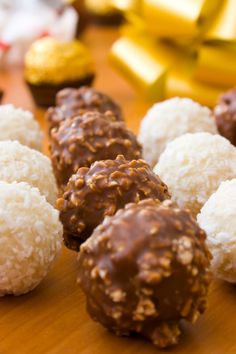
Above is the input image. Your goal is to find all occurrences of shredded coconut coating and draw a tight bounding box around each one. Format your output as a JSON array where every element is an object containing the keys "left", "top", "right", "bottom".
[
  {"left": 0, "top": 140, "right": 58, "bottom": 205},
  {"left": 78, "top": 199, "right": 211, "bottom": 348},
  {"left": 139, "top": 98, "right": 217, "bottom": 168},
  {"left": 155, "top": 133, "right": 236, "bottom": 216},
  {"left": 0, "top": 104, "right": 43, "bottom": 151},
  {"left": 0, "top": 182, "right": 62, "bottom": 296},
  {"left": 198, "top": 179, "right": 236, "bottom": 283}
]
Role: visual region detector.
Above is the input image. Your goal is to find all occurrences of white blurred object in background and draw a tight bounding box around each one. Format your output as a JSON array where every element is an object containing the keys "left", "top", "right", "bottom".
[{"left": 0, "top": 0, "right": 78, "bottom": 65}]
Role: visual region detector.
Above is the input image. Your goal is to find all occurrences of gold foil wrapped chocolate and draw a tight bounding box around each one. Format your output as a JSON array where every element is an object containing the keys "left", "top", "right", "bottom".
[
  {"left": 111, "top": 0, "right": 236, "bottom": 106},
  {"left": 25, "top": 37, "right": 94, "bottom": 85}
]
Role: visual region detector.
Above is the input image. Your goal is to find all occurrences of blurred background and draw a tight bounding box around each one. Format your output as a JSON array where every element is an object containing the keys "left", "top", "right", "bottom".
[{"left": 0, "top": 0, "right": 236, "bottom": 109}]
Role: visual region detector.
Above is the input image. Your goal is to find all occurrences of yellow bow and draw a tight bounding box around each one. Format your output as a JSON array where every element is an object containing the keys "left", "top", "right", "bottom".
[{"left": 110, "top": 0, "right": 236, "bottom": 106}]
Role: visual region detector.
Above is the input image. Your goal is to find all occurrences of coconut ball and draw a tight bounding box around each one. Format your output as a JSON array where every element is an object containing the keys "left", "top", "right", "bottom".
[
  {"left": 0, "top": 140, "right": 58, "bottom": 205},
  {"left": 197, "top": 179, "right": 236, "bottom": 283},
  {"left": 139, "top": 98, "right": 217, "bottom": 167},
  {"left": 0, "top": 182, "right": 62, "bottom": 296},
  {"left": 155, "top": 133, "right": 236, "bottom": 215},
  {"left": 0, "top": 104, "right": 43, "bottom": 151}
]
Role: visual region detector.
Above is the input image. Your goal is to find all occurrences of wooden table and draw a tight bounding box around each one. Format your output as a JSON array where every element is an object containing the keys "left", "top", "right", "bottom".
[{"left": 0, "top": 26, "right": 236, "bottom": 354}]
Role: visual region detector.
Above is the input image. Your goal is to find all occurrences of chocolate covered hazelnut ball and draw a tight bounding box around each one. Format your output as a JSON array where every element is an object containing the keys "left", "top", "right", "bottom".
[
  {"left": 214, "top": 88, "right": 236, "bottom": 145},
  {"left": 57, "top": 155, "right": 170, "bottom": 250},
  {"left": 50, "top": 112, "right": 141, "bottom": 187},
  {"left": 78, "top": 199, "right": 211, "bottom": 348},
  {"left": 47, "top": 86, "right": 124, "bottom": 131}
]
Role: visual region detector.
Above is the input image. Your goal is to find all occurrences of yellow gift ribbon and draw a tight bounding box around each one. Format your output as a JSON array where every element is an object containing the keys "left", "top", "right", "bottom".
[
  {"left": 194, "top": 0, "right": 236, "bottom": 87},
  {"left": 85, "top": 0, "right": 116, "bottom": 15},
  {"left": 110, "top": 36, "right": 167, "bottom": 100},
  {"left": 194, "top": 43, "right": 236, "bottom": 88},
  {"left": 206, "top": 0, "right": 236, "bottom": 41},
  {"left": 110, "top": 0, "right": 140, "bottom": 13},
  {"left": 110, "top": 0, "right": 236, "bottom": 106},
  {"left": 142, "top": 0, "right": 222, "bottom": 39}
]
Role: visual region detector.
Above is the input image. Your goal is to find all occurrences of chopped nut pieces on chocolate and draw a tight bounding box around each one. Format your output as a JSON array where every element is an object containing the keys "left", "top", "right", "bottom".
[
  {"left": 46, "top": 86, "right": 124, "bottom": 131},
  {"left": 78, "top": 199, "right": 211, "bottom": 348},
  {"left": 214, "top": 88, "right": 236, "bottom": 146},
  {"left": 50, "top": 112, "right": 141, "bottom": 187},
  {"left": 57, "top": 155, "right": 170, "bottom": 250}
]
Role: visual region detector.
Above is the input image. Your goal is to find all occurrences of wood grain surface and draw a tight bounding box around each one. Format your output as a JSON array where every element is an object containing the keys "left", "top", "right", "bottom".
[{"left": 0, "top": 26, "right": 235, "bottom": 354}]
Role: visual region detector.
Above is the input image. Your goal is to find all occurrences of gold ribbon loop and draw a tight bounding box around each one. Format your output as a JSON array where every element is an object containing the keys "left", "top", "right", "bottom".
[
  {"left": 110, "top": 36, "right": 168, "bottom": 100},
  {"left": 194, "top": 44, "right": 236, "bottom": 87},
  {"left": 206, "top": 0, "right": 236, "bottom": 42},
  {"left": 110, "top": 0, "right": 140, "bottom": 13},
  {"left": 109, "top": 0, "right": 236, "bottom": 105}
]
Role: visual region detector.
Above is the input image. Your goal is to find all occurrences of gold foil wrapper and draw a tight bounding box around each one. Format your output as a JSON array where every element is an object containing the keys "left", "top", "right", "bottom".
[{"left": 25, "top": 37, "right": 94, "bottom": 85}]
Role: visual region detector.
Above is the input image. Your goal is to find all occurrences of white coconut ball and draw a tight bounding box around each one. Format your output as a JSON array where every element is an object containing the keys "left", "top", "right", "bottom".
[
  {"left": 139, "top": 98, "right": 217, "bottom": 167},
  {"left": 155, "top": 132, "right": 236, "bottom": 215},
  {"left": 0, "top": 140, "right": 57, "bottom": 205},
  {"left": 197, "top": 179, "right": 236, "bottom": 283},
  {"left": 0, "top": 104, "right": 43, "bottom": 151},
  {"left": 0, "top": 182, "right": 62, "bottom": 296}
]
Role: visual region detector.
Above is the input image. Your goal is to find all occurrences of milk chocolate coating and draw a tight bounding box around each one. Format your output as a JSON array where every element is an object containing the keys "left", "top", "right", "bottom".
[
  {"left": 214, "top": 88, "right": 236, "bottom": 146},
  {"left": 46, "top": 86, "right": 124, "bottom": 131},
  {"left": 78, "top": 199, "right": 211, "bottom": 348},
  {"left": 50, "top": 112, "right": 141, "bottom": 187},
  {"left": 57, "top": 155, "right": 170, "bottom": 250}
]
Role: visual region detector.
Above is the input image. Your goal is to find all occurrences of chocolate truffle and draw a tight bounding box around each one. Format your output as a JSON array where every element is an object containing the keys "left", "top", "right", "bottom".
[
  {"left": 24, "top": 37, "right": 95, "bottom": 107},
  {"left": 46, "top": 86, "right": 124, "bottom": 131},
  {"left": 214, "top": 88, "right": 236, "bottom": 146},
  {"left": 57, "top": 155, "right": 170, "bottom": 250},
  {"left": 78, "top": 199, "right": 211, "bottom": 348},
  {"left": 50, "top": 112, "right": 142, "bottom": 187}
]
